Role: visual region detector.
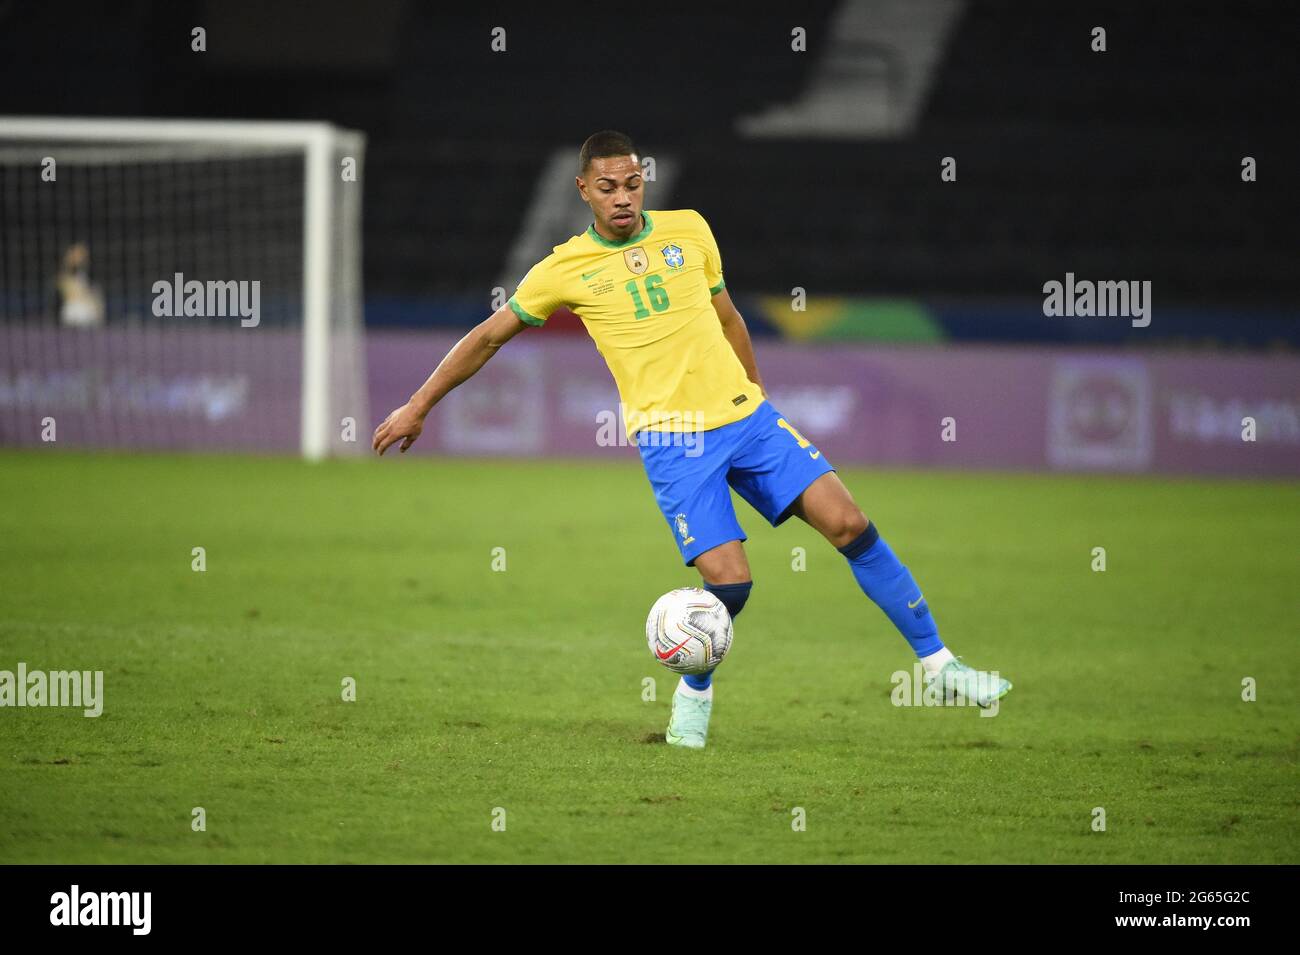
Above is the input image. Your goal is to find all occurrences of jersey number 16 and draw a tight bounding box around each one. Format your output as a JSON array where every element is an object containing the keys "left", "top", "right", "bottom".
[{"left": 625, "top": 276, "right": 670, "bottom": 320}]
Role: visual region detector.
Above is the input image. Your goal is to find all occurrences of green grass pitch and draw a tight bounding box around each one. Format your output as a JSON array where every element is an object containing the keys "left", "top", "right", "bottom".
[{"left": 0, "top": 450, "right": 1295, "bottom": 864}]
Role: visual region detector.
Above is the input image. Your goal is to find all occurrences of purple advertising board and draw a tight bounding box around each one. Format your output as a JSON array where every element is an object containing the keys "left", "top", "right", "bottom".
[
  {"left": 0, "top": 325, "right": 302, "bottom": 451},
  {"left": 2, "top": 325, "right": 1297, "bottom": 478},
  {"left": 371, "top": 332, "right": 1300, "bottom": 479}
]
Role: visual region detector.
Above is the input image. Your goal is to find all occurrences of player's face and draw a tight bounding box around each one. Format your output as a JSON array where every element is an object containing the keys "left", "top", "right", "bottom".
[{"left": 577, "top": 155, "right": 644, "bottom": 239}]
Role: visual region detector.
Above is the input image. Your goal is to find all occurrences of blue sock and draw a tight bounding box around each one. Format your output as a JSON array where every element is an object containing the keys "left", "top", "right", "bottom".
[
  {"left": 839, "top": 523, "right": 943, "bottom": 658},
  {"left": 682, "top": 581, "right": 752, "bottom": 691}
]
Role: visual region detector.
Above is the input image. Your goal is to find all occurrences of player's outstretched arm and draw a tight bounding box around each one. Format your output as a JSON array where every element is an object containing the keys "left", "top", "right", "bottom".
[
  {"left": 372, "top": 304, "right": 529, "bottom": 455},
  {"left": 711, "top": 287, "right": 766, "bottom": 397}
]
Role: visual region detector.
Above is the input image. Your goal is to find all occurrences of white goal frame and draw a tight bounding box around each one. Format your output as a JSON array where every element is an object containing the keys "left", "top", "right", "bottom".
[{"left": 0, "top": 116, "right": 365, "bottom": 460}]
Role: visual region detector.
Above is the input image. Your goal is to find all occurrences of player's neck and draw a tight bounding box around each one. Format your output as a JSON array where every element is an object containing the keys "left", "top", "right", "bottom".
[{"left": 593, "top": 212, "right": 644, "bottom": 244}]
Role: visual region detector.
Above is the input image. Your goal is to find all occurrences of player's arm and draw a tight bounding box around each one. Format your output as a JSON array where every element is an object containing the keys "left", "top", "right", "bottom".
[
  {"left": 711, "top": 287, "right": 766, "bottom": 397},
  {"left": 371, "top": 304, "right": 528, "bottom": 455}
]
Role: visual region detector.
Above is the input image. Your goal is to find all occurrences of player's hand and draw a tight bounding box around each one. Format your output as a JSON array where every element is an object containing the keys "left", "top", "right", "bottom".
[{"left": 372, "top": 401, "right": 427, "bottom": 456}]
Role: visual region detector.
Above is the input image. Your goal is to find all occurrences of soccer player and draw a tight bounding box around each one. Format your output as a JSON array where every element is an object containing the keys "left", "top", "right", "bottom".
[{"left": 373, "top": 130, "right": 1011, "bottom": 749}]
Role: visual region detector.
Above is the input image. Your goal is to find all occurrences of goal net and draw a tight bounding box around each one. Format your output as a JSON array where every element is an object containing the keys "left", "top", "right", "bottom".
[{"left": 0, "top": 118, "right": 367, "bottom": 458}]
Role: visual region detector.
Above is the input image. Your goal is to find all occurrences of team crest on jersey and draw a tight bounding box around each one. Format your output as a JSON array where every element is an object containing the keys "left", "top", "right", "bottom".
[
  {"left": 660, "top": 243, "right": 685, "bottom": 270},
  {"left": 624, "top": 247, "right": 648, "bottom": 275},
  {"left": 674, "top": 512, "right": 695, "bottom": 546}
]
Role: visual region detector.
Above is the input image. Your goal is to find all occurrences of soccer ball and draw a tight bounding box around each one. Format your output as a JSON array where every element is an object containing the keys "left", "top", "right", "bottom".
[{"left": 645, "top": 587, "right": 734, "bottom": 674}]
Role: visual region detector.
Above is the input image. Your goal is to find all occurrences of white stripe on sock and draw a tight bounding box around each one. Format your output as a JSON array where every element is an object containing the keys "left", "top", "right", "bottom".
[
  {"left": 920, "top": 647, "right": 955, "bottom": 676},
  {"left": 676, "top": 678, "right": 713, "bottom": 701}
]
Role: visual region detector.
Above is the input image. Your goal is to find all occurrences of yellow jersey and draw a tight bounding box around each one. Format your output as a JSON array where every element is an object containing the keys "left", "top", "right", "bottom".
[{"left": 508, "top": 209, "right": 762, "bottom": 435}]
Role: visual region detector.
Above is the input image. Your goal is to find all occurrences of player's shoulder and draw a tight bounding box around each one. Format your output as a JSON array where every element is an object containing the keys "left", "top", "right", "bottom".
[
  {"left": 544, "top": 227, "right": 600, "bottom": 262},
  {"left": 651, "top": 208, "right": 711, "bottom": 231},
  {"left": 517, "top": 229, "right": 595, "bottom": 290},
  {"left": 521, "top": 238, "right": 579, "bottom": 284}
]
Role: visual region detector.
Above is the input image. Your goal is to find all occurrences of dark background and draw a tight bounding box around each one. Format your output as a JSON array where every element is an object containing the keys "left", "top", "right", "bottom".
[{"left": 2, "top": 0, "right": 1296, "bottom": 343}]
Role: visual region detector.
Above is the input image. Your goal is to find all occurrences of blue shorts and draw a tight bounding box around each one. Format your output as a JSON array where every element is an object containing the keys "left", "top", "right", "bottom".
[{"left": 636, "top": 399, "right": 835, "bottom": 566}]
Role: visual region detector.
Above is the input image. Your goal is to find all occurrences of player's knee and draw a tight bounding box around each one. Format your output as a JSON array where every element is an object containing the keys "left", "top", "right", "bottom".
[
  {"left": 829, "top": 508, "right": 869, "bottom": 549},
  {"left": 699, "top": 561, "right": 750, "bottom": 586},
  {"left": 695, "top": 541, "right": 750, "bottom": 585}
]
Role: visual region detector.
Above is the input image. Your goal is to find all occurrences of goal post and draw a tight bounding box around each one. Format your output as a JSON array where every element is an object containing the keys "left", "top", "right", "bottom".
[{"left": 0, "top": 117, "right": 367, "bottom": 459}]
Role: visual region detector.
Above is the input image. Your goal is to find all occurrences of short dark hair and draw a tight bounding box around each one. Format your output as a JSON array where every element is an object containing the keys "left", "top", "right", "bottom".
[{"left": 579, "top": 130, "right": 638, "bottom": 174}]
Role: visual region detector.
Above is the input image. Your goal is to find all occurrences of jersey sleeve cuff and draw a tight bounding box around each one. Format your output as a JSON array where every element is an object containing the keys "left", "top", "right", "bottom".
[
  {"left": 508, "top": 296, "right": 546, "bottom": 326},
  {"left": 709, "top": 278, "right": 726, "bottom": 295}
]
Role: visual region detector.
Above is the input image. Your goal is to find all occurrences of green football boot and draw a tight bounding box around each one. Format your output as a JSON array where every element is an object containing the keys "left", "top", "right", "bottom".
[
  {"left": 926, "top": 657, "right": 1012, "bottom": 708},
  {"left": 665, "top": 687, "right": 712, "bottom": 749}
]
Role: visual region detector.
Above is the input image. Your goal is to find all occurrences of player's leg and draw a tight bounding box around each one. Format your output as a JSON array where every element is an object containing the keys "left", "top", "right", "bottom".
[
  {"left": 692, "top": 538, "right": 751, "bottom": 585},
  {"left": 787, "top": 471, "right": 1011, "bottom": 707},
  {"left": 637, "top": 425, "right": 752, "bottom": 748},
  {"left": 727, "top": 401, "right": 1010, "bottom": 707},
  {"left": 785, "top": 471, "right": 941, "bottom": 659},
  {"left": 664, "top": 539, "right": 753, "bottom": 746},
  {"left": 691, "top": 538, "right": 754, "bottom": 651}
]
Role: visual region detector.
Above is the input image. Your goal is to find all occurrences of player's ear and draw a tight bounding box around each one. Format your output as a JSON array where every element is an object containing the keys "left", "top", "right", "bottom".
[{"left": 575, "top": 175, "right": 587, "bottom": 201}]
